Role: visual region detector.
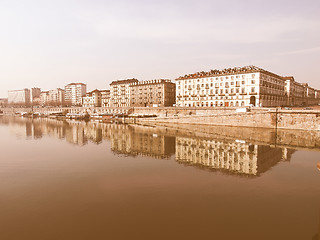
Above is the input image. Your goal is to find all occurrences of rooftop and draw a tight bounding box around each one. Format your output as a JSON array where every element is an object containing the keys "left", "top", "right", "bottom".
[
  {"left": 110, "top": 78, "right": 139, "bottom": 85},
  {"left": 130, "top": 79, "right": 173, "bottom": 86},
  {"left": 176, "top": 65, "right": 285, "bottom": 80},
  {"left": 66, "top": 83, "right": 86, "bottom": 86}
]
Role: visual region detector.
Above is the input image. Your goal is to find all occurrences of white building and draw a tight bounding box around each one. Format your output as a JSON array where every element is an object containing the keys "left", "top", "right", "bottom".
[
  {"left": 48, "top": 88, "right": 65, "bottom": 106},
  {"left": 65, "top": 83, "right": 87, "bottom": 106},
  {"left": 8, "top": 89, "right": 31, "bottom": 106},
  {"left": 176, "top": 66, "right": 287, "bottom": 107},
  {"left": 101, "top": 90, "right": 111, "bottom": 107},
  {"left": 110, "top": 79, "right": 138, "bottom": 107},
  {"left": 82, "top": 89, "right": 102, "bottom": 108},
  {"left": 40, "top": 91, "right": 49, "bottom": 106},
  {"left": 284, "top": 77, "right": 305, "bottom": 106}
]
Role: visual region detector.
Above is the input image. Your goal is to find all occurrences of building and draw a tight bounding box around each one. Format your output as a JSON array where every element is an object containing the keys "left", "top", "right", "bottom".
[
  {"left": 0, "top": 98, "right": 8, "bottom": 107},
  {"left": 176, "top": 66, "right": 289, "bottom": 107},
  {"left": 101, "top": 90, "right": 111, "bottom": 107},
  {"left": 82, "top": 89, "right": 102, "bottom": 108},
  {"left": 40, "top": 91, "right": 49, "bottom": 106},
  {"left": 65, "top": 83, "right": 87, "bottom": 106},
  {"left": 30, "top": 88, "right": 41, "bottom": 104},
  {"left": 110, "top": 79, "right": 139, "bottom": 107},
  {"left": 302, "top": 83, "right": 318, "bottom": 106},
  {"left": 284, "top": 77, "right": 305, "bottom": 106},
  {"left": 130, "top": 79, "right": 176, "bottom": 107},
  {"left": 48, "top": 88, "right": 65, "bottom": 106},
  {"left": 8, "top": 89, "right": 31, "bottom": 106}
]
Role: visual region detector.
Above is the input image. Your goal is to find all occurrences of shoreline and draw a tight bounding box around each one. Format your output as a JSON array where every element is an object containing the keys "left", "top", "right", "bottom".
[{"left": 1, "top": 106, "right": 320, "bottom": 131}]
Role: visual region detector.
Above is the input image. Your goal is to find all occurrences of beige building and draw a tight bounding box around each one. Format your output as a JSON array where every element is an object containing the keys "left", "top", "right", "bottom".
[
  {"left": 177, "top": 66, "right": 320, "bottom": 108},
  {"left": 65, "top": 83, "right": 87, "bottom": 106},
  {"left": 8, "top": 89, "right": 31, "bottom": 106},
  {"left": 40, "top": 91, "right": 49, "bottom": 106},
  {"left": 284, "top": 77, "right": 305, "bottom": 106},
  {"left": 48, "top": 88, "right": 65, "bottom": 106},
  {"left": 176, "top": 66, "right": 288, "bottom": 107},
  {"left": 30, "top": 88, "right": 41, "bottom": 104},
  {"left": 0, "top": 98, "right": 8, "bottom": 107},
  {"left": 82, "top": 89, "right": 102, "bottom": 108},
  {"left": 130, "top": 79, "right": 176, "bottom": 107},
  {"left": 110, "top": 79, "right": 138, "bottom": 107},
  {"left": 101, "top": 90, "right": 111, "bottom": 107},
  {"left": 302, "top": 83, "right": 318, "bottom": 106}
]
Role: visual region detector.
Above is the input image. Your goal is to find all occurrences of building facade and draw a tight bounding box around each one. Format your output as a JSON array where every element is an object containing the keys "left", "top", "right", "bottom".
[
  {"left": 130, "top": 79, "right": 176, "bottom": 107},
  {"left": 176, "top": 66, "right": 288, "bottom": 107},
  {"left": 30, "top": 88, "right": 41, "bottom": 104},
  {"left": 0, "top": 98, "right": 8, "bottom": 107},
  {"left": 284, "top": 77, "right": 305, "bottom": 106},
  {"left": 110, "top": 79, "right": 139, "bottom": 107},
  {"left": 65, "top": 83, "right": 87, "bottom": 106},
  {"left": 101, "top": 90, "right": 111, "bottom": 107},
  {"left": 40, "top": 91, "right": 49, "bottom": 106},
  {"left": 176, "top": 66, "right": 320, "bottom": 108},
  {"left": 82, "top": 89, "right": 102, "bottom": 108},
  {"left": 8, "top": 89, "right": 31, "bottom": 106},
  {"left": 48, "top": 88, "right": 65, "bottom": 106}
]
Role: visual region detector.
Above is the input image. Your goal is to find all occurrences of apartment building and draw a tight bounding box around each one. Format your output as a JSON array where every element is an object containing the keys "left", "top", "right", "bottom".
[
  {"left": 302, "top": 83, "right": 318, "bottom": 106},
  {"left": 284, "top": 77, "right": 305, "bottom": 106},
  {"left": 30, "top": 88, "right": 41, "bottom": 103},
  {"left": 8, "top": 89, "right": 31, "bottom": 106},
  {"left": 65, "top": 83, "right": 87, "bottom": 106},
  {"left": 82, "top": 89, "right": 102, "bottom": 108},
  {"left": 130, "top": 79, "right": 176, "bottom": 107},
  {"left": 110, "top": 79, "right": 138, "bottom": 107},
  {"left": 0, "top": 98, "right": 8, "bottom": 107},
  {"left": 101, "top": 90, "right": 111, "bottom": 107},
  {"left": 48, "top": 88, "right": 65, "bottom": 106},
  {"left": 40, "top": 91, "right": 49, "bottom": 106},
  {"left": 176, "top": 66, "right": 289, "bottom": 107}
]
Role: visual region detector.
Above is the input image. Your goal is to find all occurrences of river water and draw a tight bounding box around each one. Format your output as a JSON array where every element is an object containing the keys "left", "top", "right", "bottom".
[{"left": 0, "top": 116, "right": 319, "bottom": 240}]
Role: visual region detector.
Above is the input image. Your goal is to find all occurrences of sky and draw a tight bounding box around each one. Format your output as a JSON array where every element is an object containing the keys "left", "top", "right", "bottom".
[{"left": 0, "top": 0, "right": 320, "bottom": 97}]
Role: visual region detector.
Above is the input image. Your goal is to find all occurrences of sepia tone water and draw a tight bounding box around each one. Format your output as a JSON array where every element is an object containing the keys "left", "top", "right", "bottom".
[{"left": 0, "top": 116, "right": 319, "bottom": 240}]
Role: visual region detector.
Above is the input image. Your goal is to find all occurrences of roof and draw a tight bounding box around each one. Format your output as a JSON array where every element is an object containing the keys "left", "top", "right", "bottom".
[
  {"left": 176, "top": 65, "right": 286, "bottom": 80},
  {"left": 130, "top": 79, "right": 175, "bottom": 87},
  {"left": 110, "top": 78, "right": 139, "bottom": 85},
  {"left": 66, "top": 83, "right": 86, "bottom": 86}
]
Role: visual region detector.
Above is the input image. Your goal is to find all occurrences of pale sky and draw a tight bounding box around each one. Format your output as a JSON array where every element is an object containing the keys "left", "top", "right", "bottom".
[{"left": 1, "top": 0, "right": 320, "bottom": 97}]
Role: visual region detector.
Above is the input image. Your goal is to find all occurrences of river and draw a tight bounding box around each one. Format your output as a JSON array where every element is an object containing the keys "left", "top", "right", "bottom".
[{"left": 0, "top": 116, "right": 319, "bottom": 240}]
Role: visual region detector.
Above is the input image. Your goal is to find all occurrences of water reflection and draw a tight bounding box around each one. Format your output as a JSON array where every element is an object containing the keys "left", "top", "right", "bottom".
[
  {"left": 1, "top": 115, "right": 318, "bottom": 177},
  {"left": 176, "top": 137, "right": 294, "bottom": 176}
]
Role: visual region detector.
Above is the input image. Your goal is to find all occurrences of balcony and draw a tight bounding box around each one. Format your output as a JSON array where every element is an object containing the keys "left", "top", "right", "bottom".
[{"left": 249, "top": 92, "right": 257, "bottom": 95}]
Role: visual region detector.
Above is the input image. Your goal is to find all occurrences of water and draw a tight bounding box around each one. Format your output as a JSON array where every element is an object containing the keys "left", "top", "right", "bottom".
[{"left": 0, "top": 116, "right": 319, "bottom": 240}]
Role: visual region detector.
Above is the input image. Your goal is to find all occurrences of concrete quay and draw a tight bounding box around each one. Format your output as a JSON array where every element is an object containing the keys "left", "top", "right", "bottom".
[{"left": 1, "top": 106, "right": 320, "bottom": 131}]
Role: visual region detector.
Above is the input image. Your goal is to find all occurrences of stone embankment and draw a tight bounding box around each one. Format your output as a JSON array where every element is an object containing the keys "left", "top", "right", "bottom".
[
  {"left": 134, "top": 109, "right": 320, "bottom": 131},
  {"left": 1, "top": 106, "right": 320, "bottom": 131}
]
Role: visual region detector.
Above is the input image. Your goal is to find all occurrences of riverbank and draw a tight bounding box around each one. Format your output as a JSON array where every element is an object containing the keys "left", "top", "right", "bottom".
[{"left": 1, "top": 106, "right": 320, "bottom": 131}]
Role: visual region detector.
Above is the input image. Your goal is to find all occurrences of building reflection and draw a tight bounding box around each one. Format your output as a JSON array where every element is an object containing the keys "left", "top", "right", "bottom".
[
  {"left": 107, "top": 124, "right": 175, "bottom": 159},
  {"left": 0, "top": 116, "right": 303, "bottom": 176},
  {"left": 176, "top": 137, "right": 294, "bottom": 176}
]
